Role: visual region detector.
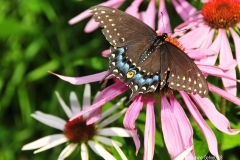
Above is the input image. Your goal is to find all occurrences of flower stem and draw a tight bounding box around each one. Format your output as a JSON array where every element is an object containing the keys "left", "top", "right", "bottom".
[{"left": 218, "top": 95, "right": 226, "bottom": 156}]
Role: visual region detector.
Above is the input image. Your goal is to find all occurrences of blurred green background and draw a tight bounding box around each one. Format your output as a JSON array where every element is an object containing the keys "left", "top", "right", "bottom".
[{"left": 0, "top": 0, "right": 240, "bottom": 160}]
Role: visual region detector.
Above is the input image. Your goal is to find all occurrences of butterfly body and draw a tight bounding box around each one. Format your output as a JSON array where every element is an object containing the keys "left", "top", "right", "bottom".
[{"left": 90, "top": 6, "right": 208, "bottom": 100}]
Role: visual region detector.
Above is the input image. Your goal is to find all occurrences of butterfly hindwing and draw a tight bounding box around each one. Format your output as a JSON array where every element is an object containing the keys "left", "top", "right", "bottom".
[{"left": 160, "top": 42, "right": 208, "bottom": 97}]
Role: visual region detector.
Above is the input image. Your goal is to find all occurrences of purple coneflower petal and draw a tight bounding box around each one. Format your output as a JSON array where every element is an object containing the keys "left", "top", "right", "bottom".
[
  {"left": 198, "top": 65, "right": 239, "bottom": 82},
  {"left": 180, "top": 91, "right": 219, "bottom": 160},
  {"left": 161, "top": 93, "right": 194, "bottom": 159},
  {"left": 199, "top": 28, "right": 215, "bottom": 48},
  {"left": 179, "top": 26, "right": 210, "bottom": 49},
  {"left": 125, "top": 0, "right": 142, "bottom": 18},
  {"left": 143, "top": 0, "right": 156, "bottom": 29},
  {"left": 219, "top": 29, "right": 236, "bottom": 95},
  {"left": 201, "top": 29, "right": 221, "bottom": 65},
  {"left": 174, "top": 145, "right": 193, "bottom": 160},
  {"left": 31, "top": 111, "right": 66, "bottom": 131},
  {"left": 49, "top": 71, "right": 108, "bottom": 85},
  {"left": 96, "top": 97, "right": 126, "bottom": 123},
  {"left": 69, "top": 0, "right": 125, "bottom": 25},
  {"left": 208, "top": 84, "right": 240, "bottom": 106},
  {"left": 143, "top": 95, "right": 155, "bottom": 160},
  {"left": 102, "top": 49, "right": 110, "bottom": 57},
  {"left": 171, "top": 0, "right": 197, "bottom": 21},
  {"left": 168, "top": 91, "right": 195, "bottom": 159},
  {"left": 86, "top": 82, "right": 128, "bottom": 124},
  {"left": 191, "top": 94, "right": 240, "bottom": 135},
  {"left": 58, "top": 143, "right": 78, "bottom": 160},
  {"left": 69, "top": 82, "right": 127, "bottom": 122},
  {"left": 229, "top": 28, "right": 240, "bottom": 72},
  {"left": 186, "top": 48, "right": 216, "bottom": 60},
  {"left": 84, "top": 18, "right": 99, "bottom": 33},
  {"left": 123, "top": 95, "right": 144, "bottom": 154}
]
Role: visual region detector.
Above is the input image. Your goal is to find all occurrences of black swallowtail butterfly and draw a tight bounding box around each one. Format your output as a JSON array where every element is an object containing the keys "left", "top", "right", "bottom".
[{"left": 90, "top": 6, "right": 208, "bottom": 100}]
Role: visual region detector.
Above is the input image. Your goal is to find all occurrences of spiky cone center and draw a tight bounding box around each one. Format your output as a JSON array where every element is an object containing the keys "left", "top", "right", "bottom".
[
  {"left": 64, "top": 116, "right": 97, "bottom": 143},
  {"left": 202, "top": 0, "right": 240, "bottom": 29}
]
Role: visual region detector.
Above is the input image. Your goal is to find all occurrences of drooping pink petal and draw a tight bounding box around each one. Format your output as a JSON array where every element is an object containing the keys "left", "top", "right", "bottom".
[
  {"left": 102, "top": 49, "right": 110, "bottom": 57},
  {"left": 174, "top": 17, "right": 202, "bottom": 34},
  {"left": 186, "top": 48, "right": 216, "bottom": 60},
  {"left": 200, "top": 29, "right": 221, "bottom": 65},
  {"left": 125, "top": 0, "right": 143, "bottom": 18},
  {"left": 179, "top": 91, "right": 220, "bottom": 160},
  {"left": 97, "top": 97, "right": 126, "bottom": 123},
  {"left": 143, "top": 0, "right": 156, "bottom": 29},
  {"left": 219, "top": 29, "right": 236, "bottom": 95},
  {"left": 191, "top": 94, "right": 240, "bottom": 135},
  {"left": 123, "top": 95, "right": 144, "bottom": 154},
  {"left": 157, "top": 0, "right": 171, "bottom": 33},
  {"left": 208, "top": 84, "right": 240, "bottom": 106},
  {"left": 174, "top": 146, "right": 193, "bottom": 160},
  {"left": 69, "top": 82, "right": 128, "bottom": 122},
  {"left": 168, "top": 91, "right": 195, "bottom": 159},
  {"left": 143, "top": 95, "right": 156, "bottom": 160},
  {"left": 49, "top": 71, "right": 108, "bottom": 85},
  {"left": 229, "top": 27, "right": 240, "bottom": 72},
  {"left": 199, "top": 28, "right": 215, "bottom": 48},
  {"left": 178, "top": 26, "right": 211, "bottom": 49},
  {"left": 198, "top": 65, "right": 240, "bottom": 82},
  {"left": 161, "top": 93, "right": 194, "bottom": 159},
  {"left": 87, "top": 82, "right": 128, "bottom": 124},
  {"left": 217, "top": 59, "right": 237, "bottom": 70},
  {"left": 84, "top": 18, "right": 100, "bottom": 33},
  {"left": 171, "top": 0, "right": 197, "bottom": 21}
]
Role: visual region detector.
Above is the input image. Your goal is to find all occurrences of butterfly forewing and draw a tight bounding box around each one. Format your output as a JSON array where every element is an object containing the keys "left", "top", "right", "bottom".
[{"left": 90, "top": 6, "right": 156, "bottom": 47}]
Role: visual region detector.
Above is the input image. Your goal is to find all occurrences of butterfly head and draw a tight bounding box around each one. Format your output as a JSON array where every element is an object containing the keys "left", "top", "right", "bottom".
[{"left": 161, "top": 33, "right": 168, "bottom": 40}]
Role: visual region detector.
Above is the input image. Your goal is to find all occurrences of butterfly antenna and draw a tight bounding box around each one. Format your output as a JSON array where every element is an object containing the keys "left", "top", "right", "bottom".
[{"left": 160, "top": 12, "right": 166, "bottom": 33}]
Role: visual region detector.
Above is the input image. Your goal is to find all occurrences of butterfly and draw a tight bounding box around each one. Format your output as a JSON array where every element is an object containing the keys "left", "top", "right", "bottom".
[{"left": 90, "top": 6, "right": 208, "bottom": 100}]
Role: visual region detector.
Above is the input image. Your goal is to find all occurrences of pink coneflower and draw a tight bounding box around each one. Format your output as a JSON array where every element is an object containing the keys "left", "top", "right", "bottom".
[
  {"left": 49, "top": 1, "right": 240, "bottom": 159},
  {"left": 22, "top": 85, "right": 131, "bottom": 160},
  {"left": 50, "top": 60, "right": 240, "bottom": 160},
  {"left": 173, "top": 0, "right": 240, "bottom": 96}
]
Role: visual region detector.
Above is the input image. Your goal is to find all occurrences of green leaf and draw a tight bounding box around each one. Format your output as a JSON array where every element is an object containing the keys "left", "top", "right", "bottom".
[{"left": 222, "top": 133, "right": 240, "bottom": 150}]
